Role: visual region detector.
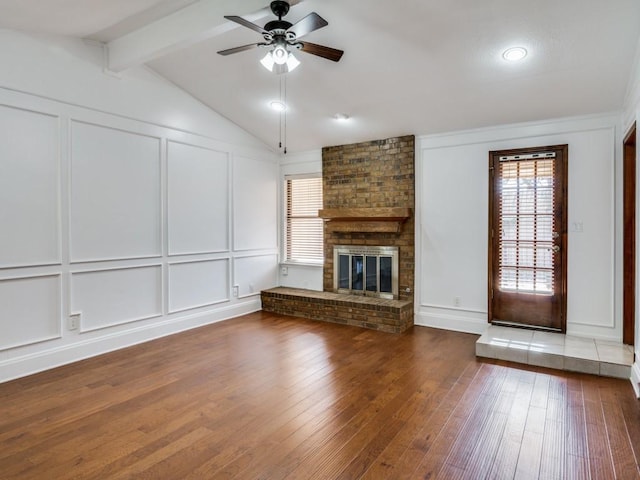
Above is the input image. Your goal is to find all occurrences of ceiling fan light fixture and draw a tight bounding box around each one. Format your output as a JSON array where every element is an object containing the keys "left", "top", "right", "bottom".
[
  {"left": 285, "top": 52, "right": 300, "bottom": 71},
  {"left": 272, "top": 44, "right": 288, "bottom": 65},
  {"left": 219, "top": 3, "right": 345, "bottom": 67},
  {"left": 261, "top": 49, "right": 300, "bottom": 74},
  {"left": 260, "top": 52, "right": 275, "bottom": 71}
]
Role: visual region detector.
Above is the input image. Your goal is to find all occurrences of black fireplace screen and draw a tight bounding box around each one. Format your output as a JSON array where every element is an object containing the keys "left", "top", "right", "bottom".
[{"left": 334, "top": 246, "right": 398, "bottom": 299}]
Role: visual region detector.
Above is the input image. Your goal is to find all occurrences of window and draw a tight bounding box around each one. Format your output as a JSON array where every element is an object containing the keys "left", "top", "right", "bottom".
[
  {"left": 498, "top": 156, "right": 555, "bottom": 294},
  {"left": 285, "top": 175, "right": 323, "bottom": 263}
]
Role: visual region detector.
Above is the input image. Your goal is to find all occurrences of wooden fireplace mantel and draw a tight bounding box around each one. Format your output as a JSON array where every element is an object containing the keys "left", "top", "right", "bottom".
[{"left": 318, "top": 207, "right": 411, "bottom": 233}]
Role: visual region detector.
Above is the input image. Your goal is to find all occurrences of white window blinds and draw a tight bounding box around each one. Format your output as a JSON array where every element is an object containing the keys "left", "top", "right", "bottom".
[
  {"left": 285, "top": 175, "right": 323, "bottom": 263},
  {"left": 498, "top": 155, "right": 555, "bottom": 294}
]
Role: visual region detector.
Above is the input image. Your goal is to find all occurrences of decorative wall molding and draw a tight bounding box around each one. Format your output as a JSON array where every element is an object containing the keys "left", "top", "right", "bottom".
[
  {"left": 234, "top": 253, "right": 278, "bottom": 298},
  {"left": 418, "top": 113, "right": 620, "bottom": 149},
  {"left": 0, "top": 299, "right": 261, "bottom": 384},
  {"left": 232, "top": 154, "right": 278, "bottom": 252},
  {"left": 167, "top": 258, "right": 231, "bottom": 313},
  {"left": 70, "top": 265, "right": 163, "bottom": 332},
  {"left": 0, "top": 104, "right": 62, "bottom": 269},
  {"left": 69, "top": 120, "right": 163, "bottom": 263},
  {"left": 0, "top": 274, "right": 62, "bottom": 351},
  {"left": 417, "top": 119, "right": 619, "bottom": 340},
  {"left": 167, "top": 140, "right": 230, "bottom": 256},
  {"left": 0, "top": 34, "right": 280, "bottom": 383}
]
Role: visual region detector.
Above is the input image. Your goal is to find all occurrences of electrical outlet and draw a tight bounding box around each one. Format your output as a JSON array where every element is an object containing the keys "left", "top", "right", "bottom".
[
  {"left": 233, "top": 285, "right": 239, "bottom": 297},
  {"left": 281, "top": 266, "right": 288, "bottom": 276},
  {"left": 69, "top": 313, "right": 81, "bottom": 331},
  {"left": 454, "top": 297, "right": 461, "bottom": 307}
]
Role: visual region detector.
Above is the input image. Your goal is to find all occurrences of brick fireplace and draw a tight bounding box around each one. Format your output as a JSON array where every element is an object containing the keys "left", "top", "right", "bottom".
[
  {"left": 262, "top": 135, "right": 415, "bottom": 333},
  {"left": 321, "top": 135, "right": 415, "bottom": 303}
]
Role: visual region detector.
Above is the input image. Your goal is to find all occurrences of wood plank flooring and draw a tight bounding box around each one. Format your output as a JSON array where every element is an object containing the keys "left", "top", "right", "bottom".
[{"left": 1, "top": 311, "right": 639, "bottom": 479}]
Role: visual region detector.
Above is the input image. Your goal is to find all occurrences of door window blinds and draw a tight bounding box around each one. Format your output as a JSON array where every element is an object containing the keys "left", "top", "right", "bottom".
[{"left": 498, "top": 153, "right": 555, "bottom": 294}]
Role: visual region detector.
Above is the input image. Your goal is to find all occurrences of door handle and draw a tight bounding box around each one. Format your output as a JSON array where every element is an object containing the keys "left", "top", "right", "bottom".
[{"left": 551, "top": 245, "right": 560, "bottom": 253}]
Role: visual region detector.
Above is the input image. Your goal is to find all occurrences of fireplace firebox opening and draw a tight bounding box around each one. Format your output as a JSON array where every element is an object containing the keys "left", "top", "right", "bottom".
[{"left": 333, "top": 245, "right": 399, "bottom": 299}]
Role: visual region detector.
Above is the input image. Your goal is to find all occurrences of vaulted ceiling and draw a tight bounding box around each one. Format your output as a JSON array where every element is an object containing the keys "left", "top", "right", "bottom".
[{"left": 1, "top": 0, "right": 638, "bottom": 153}]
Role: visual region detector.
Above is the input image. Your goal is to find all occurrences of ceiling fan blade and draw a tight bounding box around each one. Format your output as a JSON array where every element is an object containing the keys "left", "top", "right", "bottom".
[
  {"left": 217, "top": 43, "right": 261, "bottom": 56},
  {"left": 224, "top": 15, "right": 267, "bottom": 34},
  {"left": 299, "top": 41, "right": 344, "bottom": 62},
  {"left": 288, "top": 12, "right": 328, "bottom": 39}
]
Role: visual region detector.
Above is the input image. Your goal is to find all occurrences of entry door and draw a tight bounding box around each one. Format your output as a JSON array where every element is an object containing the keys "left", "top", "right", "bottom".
[{"left": 488, "top": 145, "right": 568, "bottom": 331}]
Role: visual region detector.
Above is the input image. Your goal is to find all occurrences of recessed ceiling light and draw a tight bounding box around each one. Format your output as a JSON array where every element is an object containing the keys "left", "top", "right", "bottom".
[
  {"left": 334, "top": 113, "right": 350, "bottom": 121},
  {"left": 502, "top": 47, "right": 527, "bottom": 62},
  {"left": 270, "top": 100, "right": 287, "bottom": 112}
]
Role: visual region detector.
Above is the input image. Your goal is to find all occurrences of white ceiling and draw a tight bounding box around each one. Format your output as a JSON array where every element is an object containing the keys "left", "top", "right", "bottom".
[{"left": 0, "top": 0, "right": 638, "bottom": 153}]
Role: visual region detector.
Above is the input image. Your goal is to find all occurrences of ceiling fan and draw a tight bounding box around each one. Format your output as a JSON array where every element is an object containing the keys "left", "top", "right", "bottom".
[{"left": 217, "top": 0, "right": 344, "bottom": 73}]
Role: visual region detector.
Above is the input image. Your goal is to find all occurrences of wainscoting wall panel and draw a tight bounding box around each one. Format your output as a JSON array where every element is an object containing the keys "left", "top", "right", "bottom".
[
  {"left": 0, "top": 59, "right": 277, "bottom": 383},
  {"left": 70, "top": 121, "right": 162, "bottom": 262},
  {"left": 416, "top": 116, "right": 620, "bottom": 340},
  {"left": 0, "top": 274, "right": 61, "bottom": 350},
  {"left": 70, "top": 265, "right": 163, "bottom": 332},
  {"left": 234, "top": 254, "right": 278, "bottom": 298},
  {"left": 233, "top": 155, "right": 278, "bottom": 252},
  {"left": 0, "top": 105, "right": 60, "bottom": 268},
  {"left": 167, "top": 141, "right": 229, "bottom": 256},
  {"left": 168, "top": 259, "right": 230, "bottom": 313}
]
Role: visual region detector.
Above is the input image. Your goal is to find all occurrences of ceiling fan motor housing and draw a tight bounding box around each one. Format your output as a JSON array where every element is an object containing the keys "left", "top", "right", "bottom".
[
  {"left": 270, "top": 1, "right": 290, "bottom": 19},
  {"left": 264, "top": 20, "right": 292, "bottom": 33}
]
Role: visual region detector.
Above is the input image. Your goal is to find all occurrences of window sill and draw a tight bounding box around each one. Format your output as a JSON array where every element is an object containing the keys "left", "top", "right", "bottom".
[{"left": 281, "top": 261, "right": 323, "bottom": 268}]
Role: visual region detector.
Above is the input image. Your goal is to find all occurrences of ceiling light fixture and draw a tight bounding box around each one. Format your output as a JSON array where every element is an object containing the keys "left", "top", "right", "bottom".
[
  {"left": 502, "top": 47, "right": 528, "bottom": 62},
  {"left": 334, "top": 113, "right": 350, "bottom": 121},
  {"left": 270, "top": 100, "right": 287, "bottom": 112}
]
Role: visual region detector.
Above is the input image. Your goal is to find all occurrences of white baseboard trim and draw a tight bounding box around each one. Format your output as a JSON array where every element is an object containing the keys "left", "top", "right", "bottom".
[
  {"left": 631, "top": 360, "right": 640, "bottom": 398},
  {"left": 0, "top": 299, "right": 261, "bottom": 384},
  {"left": 414, "top": 305, "right": 488, "bottom": 335}
]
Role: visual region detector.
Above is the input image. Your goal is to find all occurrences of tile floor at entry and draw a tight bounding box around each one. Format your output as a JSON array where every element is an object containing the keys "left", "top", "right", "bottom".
[{"left": 476, "top": 325, "right": 634, "bottom": 379}]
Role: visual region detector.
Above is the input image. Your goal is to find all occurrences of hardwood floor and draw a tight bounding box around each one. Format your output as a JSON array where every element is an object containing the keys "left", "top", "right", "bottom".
[{"left": 1, "top": 311, "right": 639, "bottom": 479}]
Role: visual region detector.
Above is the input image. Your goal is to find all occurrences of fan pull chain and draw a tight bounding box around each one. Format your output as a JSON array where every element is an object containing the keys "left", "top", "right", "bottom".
[
  {"left": 283, "top": 74, "right": 287, "bottom": 155},
  {"left": 278, "top": 75, "right": 283, "bottom": 149}
]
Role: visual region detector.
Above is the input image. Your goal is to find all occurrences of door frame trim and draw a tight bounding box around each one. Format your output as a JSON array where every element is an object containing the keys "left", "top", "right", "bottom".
[
  {"left": 487, "top": 144, "right": 568, "bottom": 332},
  {"left": 623, "top": 123, "right": 636, "bottom": 346}
]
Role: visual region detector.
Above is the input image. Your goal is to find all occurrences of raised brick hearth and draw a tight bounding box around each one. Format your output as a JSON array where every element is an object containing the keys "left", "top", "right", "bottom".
[{"left": 261, "top": 287, "right": 413, "bottom": 333}]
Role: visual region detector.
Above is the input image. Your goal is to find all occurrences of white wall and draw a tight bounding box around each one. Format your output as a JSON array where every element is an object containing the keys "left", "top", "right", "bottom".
[
  {"left": 416, "top": 114, "right": 622, "bottom": 341},
  {"left": 277, "top": 150, "right": 324, "bottom": 291},
  {"left": 0, "top": 30, "right": 279, "bottom": 383}
]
